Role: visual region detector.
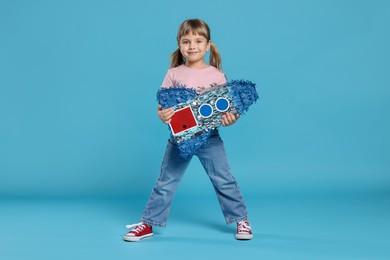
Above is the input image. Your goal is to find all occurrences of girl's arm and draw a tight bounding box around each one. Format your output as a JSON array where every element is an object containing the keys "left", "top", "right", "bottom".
[
  {"left": 157, "top": 105, "right": 175, "bottom": 124},
  {"left": 222, "top": 112, "right": 240, "bottom": 127}
]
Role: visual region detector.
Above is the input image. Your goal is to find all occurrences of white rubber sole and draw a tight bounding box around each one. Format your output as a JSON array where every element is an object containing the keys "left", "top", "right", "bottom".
[
  {"left": 235, "top": 233, "right": 253, "bottom": 240},
  {"left": 123, "top": 233, "right": 154, "bottom": 242}
]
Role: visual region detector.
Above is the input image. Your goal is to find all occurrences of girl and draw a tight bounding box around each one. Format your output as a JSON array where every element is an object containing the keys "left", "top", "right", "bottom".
[{"left": 124, "top": 18, "right": 252, "bottom": 241}]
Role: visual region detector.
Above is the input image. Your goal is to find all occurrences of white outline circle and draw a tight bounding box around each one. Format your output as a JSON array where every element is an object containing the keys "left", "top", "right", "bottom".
[
  {"left": 215, "top": 98, "right": 230, "bottom": 112},
  {"left": 198, "top": 104, "right": 213, "bottom": 118}
]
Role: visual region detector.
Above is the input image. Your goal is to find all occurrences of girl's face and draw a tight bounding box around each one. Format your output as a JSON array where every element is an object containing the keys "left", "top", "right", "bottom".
[{"left": 179, "top": 32, "right": 210, "bottom": 68}]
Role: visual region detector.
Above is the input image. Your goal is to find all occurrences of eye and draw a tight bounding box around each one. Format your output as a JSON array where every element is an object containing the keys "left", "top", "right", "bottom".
[
  {"left": 199, "top": 104, "right": 213, "bottom": 118},
  {"left": 215, "top": 98, "right": 230, "bottom": 112}
]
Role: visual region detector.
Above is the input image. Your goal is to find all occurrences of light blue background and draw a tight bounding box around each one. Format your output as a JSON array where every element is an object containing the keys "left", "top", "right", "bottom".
[
  {"left": 1, "top": 1, "right": 390, "bottom": 260},
  {"left": 1, "top": 0, "right": 389, "bottom": 198}
]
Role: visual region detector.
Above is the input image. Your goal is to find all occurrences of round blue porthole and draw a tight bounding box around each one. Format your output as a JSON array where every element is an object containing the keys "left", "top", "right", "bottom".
[
  {"left": 199, "top": 104, "right": 213, "bottom": 118},
  {"left": 215, "top": 98, "right": 229, "bottom": 112}
]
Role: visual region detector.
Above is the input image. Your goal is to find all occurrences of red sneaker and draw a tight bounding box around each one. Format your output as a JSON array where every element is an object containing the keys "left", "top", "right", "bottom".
[
  {"left": 236, "top": 220, "right": 253, "bottom": 240},
  {"left": 123, "top": 222, "right": 153, "bottom": 242}
]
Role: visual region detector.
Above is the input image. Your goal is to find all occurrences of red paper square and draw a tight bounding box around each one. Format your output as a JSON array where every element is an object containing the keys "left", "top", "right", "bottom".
[{"left": 169, "top": 106, "right": 198, "bottom": 135}]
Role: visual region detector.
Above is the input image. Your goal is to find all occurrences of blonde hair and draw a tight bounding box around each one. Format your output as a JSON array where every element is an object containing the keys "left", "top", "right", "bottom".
[{"left": 170, "top": 19, "right": 222, "bottom": 69}]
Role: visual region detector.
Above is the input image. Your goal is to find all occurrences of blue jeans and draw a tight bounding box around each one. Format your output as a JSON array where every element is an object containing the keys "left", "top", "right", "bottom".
[{"left": 141, "top": 130, "right": 248, "bottom": 227}]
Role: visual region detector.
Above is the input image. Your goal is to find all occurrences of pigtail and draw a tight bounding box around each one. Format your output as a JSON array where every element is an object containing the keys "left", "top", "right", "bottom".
[
  {"left": 170, "top": 48, "right": 185, "bottom": 68},
  {"left": 209, "top": 41, "right": 222, "bottom": 70}
]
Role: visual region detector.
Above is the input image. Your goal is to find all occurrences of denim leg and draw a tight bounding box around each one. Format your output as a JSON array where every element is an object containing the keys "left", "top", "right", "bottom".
[
  {"left": 196, "top": 134, "right": 248, "bottom": 224},
  {"left": 141, "top": 139, "right": 192, "bottom": 227}
]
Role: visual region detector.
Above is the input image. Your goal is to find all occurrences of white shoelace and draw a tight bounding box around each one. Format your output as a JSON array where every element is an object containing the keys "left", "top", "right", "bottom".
[
  {"left": 125, "top": 222, "right": 146, "bottom": 233},
  {"left": 237, "top": 220, "right": 251, "bottom": 232}
]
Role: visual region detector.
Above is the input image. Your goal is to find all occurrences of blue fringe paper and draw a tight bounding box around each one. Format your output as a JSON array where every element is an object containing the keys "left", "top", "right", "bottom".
[
  {"left": 177, "top": 132, "right": 212, "bottom": 159},
  {"left": 156, "top": 86, "right": 197, "bottom": 109},
  {"left": 229, "top": 80, "right": 259, "bottom": 114}
]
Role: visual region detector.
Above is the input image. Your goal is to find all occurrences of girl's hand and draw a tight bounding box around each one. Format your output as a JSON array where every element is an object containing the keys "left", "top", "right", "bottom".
[
  {"left": 222, "top": 112, "right": 240, "bottom": 127},
  {"left": 158, "top": 105, "right": 175, "bottom": 124}
]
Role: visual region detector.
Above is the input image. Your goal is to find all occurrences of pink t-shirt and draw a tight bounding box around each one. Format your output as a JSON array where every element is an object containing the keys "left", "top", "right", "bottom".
[{"left": 160, "top": 65, "right": 227, "bottom": 93}]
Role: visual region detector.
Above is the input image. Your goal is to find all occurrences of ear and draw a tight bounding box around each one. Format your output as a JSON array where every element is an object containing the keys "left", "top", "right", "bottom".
[{"left": 207, "top": 40, "right": 211, "bottom": 52}]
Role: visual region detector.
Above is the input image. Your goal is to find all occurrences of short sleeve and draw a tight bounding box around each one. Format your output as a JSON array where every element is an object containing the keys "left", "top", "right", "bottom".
[
  {"left": 160, "top": 70, "right": 174, "bottom": 89},
  {"left": 213, "top": 70, "right": 227, "bottom": 86},
  {"left": 220, "top": 72, "right": 227, "bottom": 85}
]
